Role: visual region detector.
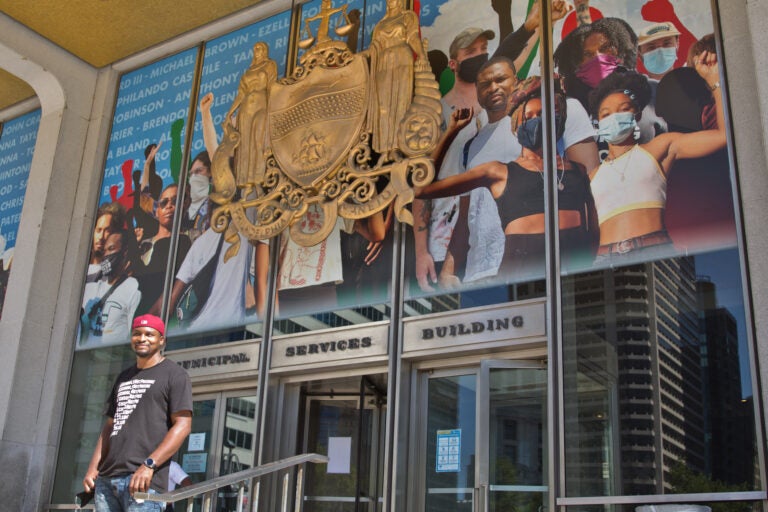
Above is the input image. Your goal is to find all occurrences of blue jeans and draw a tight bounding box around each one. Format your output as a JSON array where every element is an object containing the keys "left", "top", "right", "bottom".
[{"left": 94, "top": 475, "right": 165, "bottom": 512}]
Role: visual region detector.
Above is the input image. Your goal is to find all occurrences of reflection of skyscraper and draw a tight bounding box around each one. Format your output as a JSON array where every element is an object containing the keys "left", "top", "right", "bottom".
[
  {"left": 563, "top": 257, "right": 708, "bottom": 495},
  {"left": 696, "top": 278, "right": 755, "bottom": 488}
]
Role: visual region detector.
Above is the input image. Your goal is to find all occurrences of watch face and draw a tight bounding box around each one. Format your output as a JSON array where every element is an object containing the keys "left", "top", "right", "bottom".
[{"left": 144, "top": 458, "right": 156, "bottom": 468}]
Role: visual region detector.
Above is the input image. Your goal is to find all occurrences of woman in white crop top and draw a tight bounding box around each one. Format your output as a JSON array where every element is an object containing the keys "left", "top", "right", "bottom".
[{"left": 587, "top": 53, "right": 725, "bottom": 256}]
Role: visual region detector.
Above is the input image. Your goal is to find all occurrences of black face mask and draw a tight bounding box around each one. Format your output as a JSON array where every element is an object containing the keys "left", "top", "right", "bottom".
[
  {"left": 517, "top": 117, "right": 543, "bottom": 150},
  {"left": 100, "top": 252, "right": 123, "bottom": 278},
  {"left": 457, "top": 53, "right": 489, "bottom": 83}
]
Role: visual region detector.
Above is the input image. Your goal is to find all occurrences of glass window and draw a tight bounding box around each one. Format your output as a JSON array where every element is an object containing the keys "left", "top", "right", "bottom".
[
  {"left": 163, "top": 11, "right": 292, "bottom": 349},
  {"left": 565, "top": 501, "right": 763, "bottom": 512},
  {"left": 77, "top": 48, "right": 198, "bottom": 352},
  {"left": 0, "top": 108, "right": 39, "bottom": 318},
  {"left": 562, "top": 252, "right": 760, "bottom": 497},
  {"left": 405, "top": 0, "right": 553, "bottom": 316},
  {"left": 554, "top": 0, "right": 761, "bottom": 499},
  {"left": 51, "top": 345, "right": 136, "bottom": 503}
]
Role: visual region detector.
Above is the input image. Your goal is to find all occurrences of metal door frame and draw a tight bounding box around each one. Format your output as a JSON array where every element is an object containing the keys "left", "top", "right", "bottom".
[
  {"left": 476, "top": 360, "right": 547, "bottom": 512},
  {"left": 297, "top": 375, "right": 387, "bottom": 511},
  {"left": 413, "top": 359, "right": 546, "bottom": 512},
  {"left": 190, "top": 388, "right": 259, "bottom": 482}
]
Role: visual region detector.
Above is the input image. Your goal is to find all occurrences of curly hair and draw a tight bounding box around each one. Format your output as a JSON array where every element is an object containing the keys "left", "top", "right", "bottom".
[
  {"left": 191, "top": 150, "right": 211, "bottom": 171},
  {"left": 588, "top": 70, "right": 652, "bottom": 118},
  {"left": 555, "top": 18, "right": 639, "bottom": 104},
  {"left": 566, "top": 18, "right": 638, "bottom": 71}
]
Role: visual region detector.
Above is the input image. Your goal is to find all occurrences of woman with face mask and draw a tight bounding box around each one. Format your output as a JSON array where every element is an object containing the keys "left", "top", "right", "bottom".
[
  {"left": 555, "top": 17, "right": 667, "bottom": 143},
  {"left": 181, "top": 151, "right": 213, "bottom": 243},
  {"left": 587, "top": 57, "right": 724, "bottom": 265},
  {"left": 415, "top": 77, "right": 594, "bottom": 281}
]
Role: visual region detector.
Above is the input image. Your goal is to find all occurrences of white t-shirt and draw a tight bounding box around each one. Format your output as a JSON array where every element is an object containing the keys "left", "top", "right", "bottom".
[
  {"left": 462, "top": 98, "right": 596, "bottom": 282},
  {"left": 176, "top": 228, "right": 253, "bottom": 332},
  {"left": 462, "top": 116, "right": 522, "bottom": 282},
  {"left": 86, "top": 262, "right": 102, "bottom": 282},
  {"left": 168, "top": 461, "right": 190, "bottom": 491},
  {"left": 79, "top": 277, "right": 141, "bottom": 349},
  {"left": 426, "top": 99, "right": 489, "bottom": 262},
  {"left": 278, "top": 212, "right": 352, "bottom": 291}
]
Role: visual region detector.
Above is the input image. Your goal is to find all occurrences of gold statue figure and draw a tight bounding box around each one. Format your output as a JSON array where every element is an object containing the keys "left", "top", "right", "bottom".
[
  {"left": 209, "top": 0, "right": 441, "bottom": 249},
  {"left": 299, "top": 0, "right": 354, "bottom": 50},
  {"left": 366, "top": 0, "right": 426, "bottom": 157},
  {"left": 226, "top": 42, "right": 277, "bottom": 193}
]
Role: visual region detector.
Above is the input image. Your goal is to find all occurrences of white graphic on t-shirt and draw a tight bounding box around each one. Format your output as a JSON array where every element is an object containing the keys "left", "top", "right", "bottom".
[{"left": 111, "top": 378, "right": 155, "bottom": 437}]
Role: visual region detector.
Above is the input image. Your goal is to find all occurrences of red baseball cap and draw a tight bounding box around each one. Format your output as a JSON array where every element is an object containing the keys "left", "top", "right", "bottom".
[{"left": 132, "top": 314, "right": 165, "bottom": 336}]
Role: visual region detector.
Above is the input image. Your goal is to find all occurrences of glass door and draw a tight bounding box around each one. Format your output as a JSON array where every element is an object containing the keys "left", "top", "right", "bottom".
[
  {"left": 425, "top": 371, "right": 478, "bottom": 512},
  {"left": 420, "top": 361, "right": 548, "bottom": 512},
  {"left": 301, "top": 376, "right": 386, "bottom": 511},
  {"left": 480, "top": 360, "right": 547, "bottom": 512},
  {"left": 175, "top": 390, "right": 258, "bottom": 512}
]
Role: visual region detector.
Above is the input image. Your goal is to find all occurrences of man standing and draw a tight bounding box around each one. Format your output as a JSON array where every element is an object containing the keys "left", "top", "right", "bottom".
[
  {"left": 83, "top": 314, "right": 193, "bottom": 511},
  {"left": 456, "top": 56, "right": 523, "bottom": 283},
  {"left": 638, "top": 21, "right": 681, "bottom": 81},
  {"left": 412, "top": 26, "right": 494, "bottom": 292},
  {"left": 444, "top": 56, "right": 598, "bottom": 284},
  {"left": 88, "top": 202, "right": 127, "bottom": 283}
]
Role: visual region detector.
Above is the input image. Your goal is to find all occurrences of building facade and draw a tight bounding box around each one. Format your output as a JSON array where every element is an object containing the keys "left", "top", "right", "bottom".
[{"left": 0, "top": 1, "right": 767, "bottom": 511}]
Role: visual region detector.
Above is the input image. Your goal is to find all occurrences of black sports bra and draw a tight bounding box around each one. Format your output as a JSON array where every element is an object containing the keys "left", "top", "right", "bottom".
[{"left": 493, "top": 161, "right": 588, "bottom": 228}]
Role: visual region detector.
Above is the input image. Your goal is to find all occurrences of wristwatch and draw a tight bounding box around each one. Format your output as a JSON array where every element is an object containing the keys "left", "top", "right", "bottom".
[{"left": 143, "top": 457, "right": 157, "bottom": 470}]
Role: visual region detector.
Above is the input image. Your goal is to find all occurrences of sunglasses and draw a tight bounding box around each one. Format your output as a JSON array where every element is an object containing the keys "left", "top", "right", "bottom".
[{"left": 158, "top": 196, "right": 178, "bottom": 209}]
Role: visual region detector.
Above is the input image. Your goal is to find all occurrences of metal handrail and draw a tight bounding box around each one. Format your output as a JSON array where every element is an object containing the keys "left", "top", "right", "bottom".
[
  {"left": 133, "top": 453, "right": 328, "bottom": 503},
  {"left": 134, "top": 453, "right": 328, "bottom": 505},
  {"left": 48, "top": 453, "right": 327, "bottom": 511}
]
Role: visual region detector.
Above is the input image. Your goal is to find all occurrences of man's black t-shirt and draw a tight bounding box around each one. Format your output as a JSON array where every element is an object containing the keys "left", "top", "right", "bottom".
[{"left": 99, "top": 358, "right": 192, "bottom": 492}]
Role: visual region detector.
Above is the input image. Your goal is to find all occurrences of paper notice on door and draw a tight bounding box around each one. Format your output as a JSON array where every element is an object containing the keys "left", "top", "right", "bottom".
[
  {"left": 327, "top": 437, "right": 352, "bottom": 474},
  {"left": 436, "top": 429, "right": 461, "bottom": 472},
  {"left": 188, "top": 432, "right": 205, "bottom": 451},
  {"left": 183, "top": 453, "right": 207, "bottom": 473}
]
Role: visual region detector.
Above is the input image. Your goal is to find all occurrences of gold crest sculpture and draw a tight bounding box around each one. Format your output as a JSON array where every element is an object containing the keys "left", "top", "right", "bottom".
[{"left": 209, "top": 0, "right": 442, "bottom": 254}]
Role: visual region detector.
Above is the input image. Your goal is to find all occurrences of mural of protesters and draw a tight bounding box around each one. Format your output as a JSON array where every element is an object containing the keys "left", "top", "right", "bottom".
[{"left": 79, "top": 228, "right": 141, "bottom": 348}]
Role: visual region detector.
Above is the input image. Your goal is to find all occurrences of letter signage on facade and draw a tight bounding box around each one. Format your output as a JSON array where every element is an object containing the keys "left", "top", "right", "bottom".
[
  {"left": 402, "top": 299, "right": 546, "bottom": 356},
  {"left": 168, "top": 341, "right": 260, "bottom": 380},
  {"left": 271, "top": 321, "right": 388, "bottom": 370}
]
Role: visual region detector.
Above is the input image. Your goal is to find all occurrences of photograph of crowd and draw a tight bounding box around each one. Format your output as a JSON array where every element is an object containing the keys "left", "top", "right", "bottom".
[{"left": 74, "top": 0, "right": 737, "bottom": 348}]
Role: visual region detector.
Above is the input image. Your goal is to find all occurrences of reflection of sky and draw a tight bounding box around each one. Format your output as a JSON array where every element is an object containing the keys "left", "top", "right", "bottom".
[{"left": 694, "top": 248, "right": 752, "bottom": 398}]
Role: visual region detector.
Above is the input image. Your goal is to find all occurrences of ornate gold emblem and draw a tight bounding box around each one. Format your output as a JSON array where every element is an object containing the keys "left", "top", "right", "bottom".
[{"left": 210, "top": 0, "right": 441, "bottom": 252}]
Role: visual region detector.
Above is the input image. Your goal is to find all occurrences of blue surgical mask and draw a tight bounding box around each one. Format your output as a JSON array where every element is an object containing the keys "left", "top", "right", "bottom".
[
  {"left": 597, "top": 112, "right": 638, "bottom": 144},
  {"left": 642, "top": 46, "right": 677, "bottom": 75}
]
